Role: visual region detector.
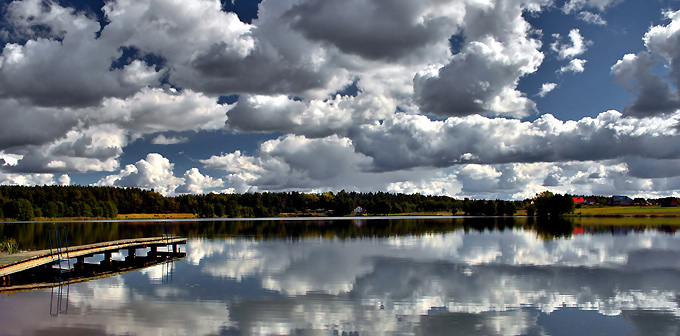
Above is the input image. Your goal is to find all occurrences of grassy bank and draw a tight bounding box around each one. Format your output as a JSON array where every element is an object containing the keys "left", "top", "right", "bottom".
[
  {"left": 115, "top": 213, "right": 197, "bottom": 220},
  {"left": 20, "top": 213, "right": 198, "bottom": 222},
  {"left": 572, "top": 206, "right": 680, "bottom": 217}
]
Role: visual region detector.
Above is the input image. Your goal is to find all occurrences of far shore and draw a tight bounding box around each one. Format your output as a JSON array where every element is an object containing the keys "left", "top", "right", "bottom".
[{"left": 3, "top": 206, "right": 680, "bottom": 222}]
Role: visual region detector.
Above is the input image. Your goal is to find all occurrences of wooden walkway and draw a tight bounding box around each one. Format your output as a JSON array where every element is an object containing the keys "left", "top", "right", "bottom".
[{"left": 0, "top": 237, "right": 186, "bottom": 278}]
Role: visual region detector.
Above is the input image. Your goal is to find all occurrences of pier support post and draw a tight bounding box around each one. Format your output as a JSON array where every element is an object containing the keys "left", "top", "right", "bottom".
[
  {"left": 127, "top": 248, "right": 136, "bottom": 261},
  {"left": 76, "top": 256, "right": 85, "bottom": 271}
]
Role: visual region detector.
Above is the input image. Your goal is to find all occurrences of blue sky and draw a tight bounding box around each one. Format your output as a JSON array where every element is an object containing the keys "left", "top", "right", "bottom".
[{"left": 3, "top": 0, "right": 680, "bottom": 199}]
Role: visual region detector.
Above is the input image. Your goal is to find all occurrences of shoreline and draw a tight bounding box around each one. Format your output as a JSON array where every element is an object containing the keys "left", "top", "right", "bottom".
[{"left": 2, "top": 206, "right": 680, "bottom": 222}]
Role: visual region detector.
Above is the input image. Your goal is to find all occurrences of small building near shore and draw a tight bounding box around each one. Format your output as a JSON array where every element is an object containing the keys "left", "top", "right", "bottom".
[
  {"left": 611, "top": 195, "right": 633, "bottom": 206},
  {"left": 584, "top": 198, "right": 597, "bottom": 205}
]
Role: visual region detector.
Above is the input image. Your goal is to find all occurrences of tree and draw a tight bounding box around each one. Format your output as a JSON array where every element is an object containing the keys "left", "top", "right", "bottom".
[
  {"left": 525, "top": 204, "right": 535, "bottom": 216},
  {"left": 198, "top": 203, "right": 215, "bottom": 218},
  {"left": 463, "top": 200, "right": 486, "bottom": 216},
  {"left": 504, "top": 202, "right": 516, "bottom": 216},
  {"left": 4, "top": 199, "right": 34, "bottom": 221},
  {"left": 214, "top": 203, "right": 226, "bottom": 217},
  {"left": 533, "top": 191, "right": 574, "bottom": 218},
  {"left": 43, "top": 201, "right": 60, "bottom": 218},
  {"left": 334, "top": 199, "right": 355, "bottom": 216},
  {"left": 105, "top": 201, "right": 118, "bottom": 218},
  {"left": 483, "top": 200, "right": 497, "bottom": 216},
  {"left": 374, "top": 200, "right": 392, "bottom": 215}
]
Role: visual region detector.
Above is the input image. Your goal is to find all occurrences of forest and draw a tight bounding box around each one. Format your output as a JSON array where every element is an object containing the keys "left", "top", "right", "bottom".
[{"left": 0, "top": 185, "right": 534, "bottom": 221}]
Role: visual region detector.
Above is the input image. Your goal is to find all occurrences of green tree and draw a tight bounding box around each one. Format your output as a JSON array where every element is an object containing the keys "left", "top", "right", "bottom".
[
  {"left": 4, "top": 199, "right": 34, "bottom": 221},
  {"left": 504, "top": 202, "right": 516, "bottom": 216},
  {"left": 198, "top": 203, "right": 215, "bottom": 218},
  {"left": 533, "top": 191, "right": 574, "bottom": 218},
  {"left": 214, "top": 203, "right": 226, "bottom": 217},
  {"left": 526, "top": 204, "right": 536, "bottom": 216},
  {"left": 374, "top": 200, "right": 392, "bottom": 215},
  {"left": 43, "top": 201, "right": 60, "bottom": 218},
  {"left": 335, "top": 199, "right": 355, "bottom": 216},
  {"left": 483, "top": 200, "right": 497, "bottom": 216},
  {"left": 105, "top": 201, "right": 118, "bottom": 218}
]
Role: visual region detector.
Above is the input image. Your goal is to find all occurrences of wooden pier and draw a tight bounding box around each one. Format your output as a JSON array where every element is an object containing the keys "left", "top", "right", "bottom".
[{"left": 0, "top": 236, "right": 187, "bottom": 278}]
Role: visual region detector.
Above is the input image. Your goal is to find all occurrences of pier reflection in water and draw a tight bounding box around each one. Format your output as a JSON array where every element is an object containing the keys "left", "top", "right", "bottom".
[
  {"left": 0, "top": 217, "right": 679, "bottom": 335},
  {"left": 0, "top": 236, "right": 186, "bottom": 291}
]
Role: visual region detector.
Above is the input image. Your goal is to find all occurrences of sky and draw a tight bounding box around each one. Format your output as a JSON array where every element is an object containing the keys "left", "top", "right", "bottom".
[{"left": 2, "top": 0, "right": 680, "bottom": 199}]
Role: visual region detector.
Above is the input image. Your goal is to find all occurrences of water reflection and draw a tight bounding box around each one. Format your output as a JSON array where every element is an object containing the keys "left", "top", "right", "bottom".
[
  {"left": 0, "top": 216, "right": 662, "bottom": 251},
  {"left": 49, "top": 279, "right": 69, "bottom": 316},
  {"left": 1, "top": 219, "right": 680, "bottom": 335}
]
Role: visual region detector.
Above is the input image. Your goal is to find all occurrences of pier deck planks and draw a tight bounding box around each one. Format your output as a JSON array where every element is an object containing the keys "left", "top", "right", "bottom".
[{"left": 0, "top": 237, "right": 186, "bottom": 277}]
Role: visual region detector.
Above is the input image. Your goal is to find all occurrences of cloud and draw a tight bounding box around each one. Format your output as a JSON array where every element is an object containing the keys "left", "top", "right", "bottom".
[
  {"left": 202, "top": 110, "right": 680, "bottom": 199},
  {"left": 562, "top": 0, "right": 622, "bottom": 13},
  {"left": 151, "top": 135, "right": 189, "bottom": 145},
  {"left": 94, "top": 88, "right": 229, "bottom": 134},
  {"left": 0, "top": 98, "right": 79, "bottom": 150},
  {"left": 611, "top": 10, "right": 680, "bottom": 117},
  {"left": 175, "top": 168, "right": 224, "bottom": 194},
  {"left": 612, "top": 52, "right": 680, "bottom": 117},
  {"left": 552, "top": 29, "right": 591, "bottom": 60},
  {"left": 58, "top": 174, "right": 71, "bottom": 186},
  {"left": 537, "top": 82, "right": 557, "bottom": 97},
  {"left": 542, "top": 171, "right": 562, "bottom": 186},
  {"left": 0, "top": 172, "right": 62, "bottom": 186},
  {"left": 284, "top": 0, "right": 461, "bottom": 62},
  {"left": 351, "top": 111, "right": 680, "bottom": 171},
  {"left": 94, "top": 153, "right": 224, "bottom": 195},
  {"left": 0, "top": 0, "right": 161, "bottom": 108},
  {"left": 95, "top": 153, "right": 181, "bottom": 195},
  {"left": 3, "top": 0, "right": 680, "bottom": 199},
  {"left": 623, "top": 157, "right": 680, "bottom": 179},
  {"left": 559, "top": 58, "right": 587, "bottom": 73},
  {"left": 202, "top": 134, "right": 375, "bottom": 192},
  {"left": 225, "top": 93, "right": 395, "bottom": 137},
  {"left": 578, "top": 11, "right": 607, "bottom": 25},
  {"left": 413, "top": 0, "right": 547, "bottom": 118},
  {"left": 0, "top": 88, "right": 227, "bottom": 174},
  {"left": 2, "top": 124, "right": 125, "bottom": 174}
]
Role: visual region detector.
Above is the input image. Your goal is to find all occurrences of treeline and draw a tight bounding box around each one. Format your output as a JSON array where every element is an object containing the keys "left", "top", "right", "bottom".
[
  {"left": 0, "top": 185, "right": 131, "bottom": 220},
  {"left": 161, "top": 190, "right": 469, "bottom": 218},
  {"left": 0, "top": 185, "right": 530, "bottom": 220},
  {"left": 0, "top": 185, "right": 581, "bottom": 221}
]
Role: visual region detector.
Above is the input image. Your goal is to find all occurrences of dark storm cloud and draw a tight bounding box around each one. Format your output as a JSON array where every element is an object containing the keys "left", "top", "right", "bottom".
[
  {"left": 612, "top": 11, "right": 680, "bottom": 117},
  {"left": 0, "top": 99, "right": 78, "bottom": 150},
  {"left": 350, "top": 111, "right": 680, "bottom": 171},
  {"left": 285, "top": 0, "right": 455, "bottom": 61},
  {"left": 612, "top": 52, "right": 680, "bottom": 117},
  {"left": 188, "top": 40, "right": 341, "bottom": 96}
]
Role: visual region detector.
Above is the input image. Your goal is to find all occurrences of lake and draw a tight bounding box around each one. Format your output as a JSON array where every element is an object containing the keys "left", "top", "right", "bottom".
[{"left": 1, "top": 217, "right": 680, "bottom": 335}]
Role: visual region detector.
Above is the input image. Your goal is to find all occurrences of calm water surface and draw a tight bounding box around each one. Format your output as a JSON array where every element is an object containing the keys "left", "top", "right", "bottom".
[{"left": 1, "top": 218, "right": 680, "bottom": 335}]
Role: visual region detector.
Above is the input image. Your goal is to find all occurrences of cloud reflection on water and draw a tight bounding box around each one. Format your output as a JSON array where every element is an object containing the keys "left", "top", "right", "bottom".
[{"left": 2, "top": 228, "right": 680, "bottom": 335}]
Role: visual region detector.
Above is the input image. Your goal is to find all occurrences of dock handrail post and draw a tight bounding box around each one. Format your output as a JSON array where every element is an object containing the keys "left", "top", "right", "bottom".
[
  {"left": 62, "top": 227, "right": 71, "bottom": 272},
  {"left": 162, "top": 221, "right": 173, "bottom": 258},
  {"left": 48, "top": 229, "right": 54, "bottom": 260},
  {"left": 48, "top": 226, "right": 71, "bottom": 274},
  {"left": 55, "top": 227, "right": 63, "bottom": 265}
]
